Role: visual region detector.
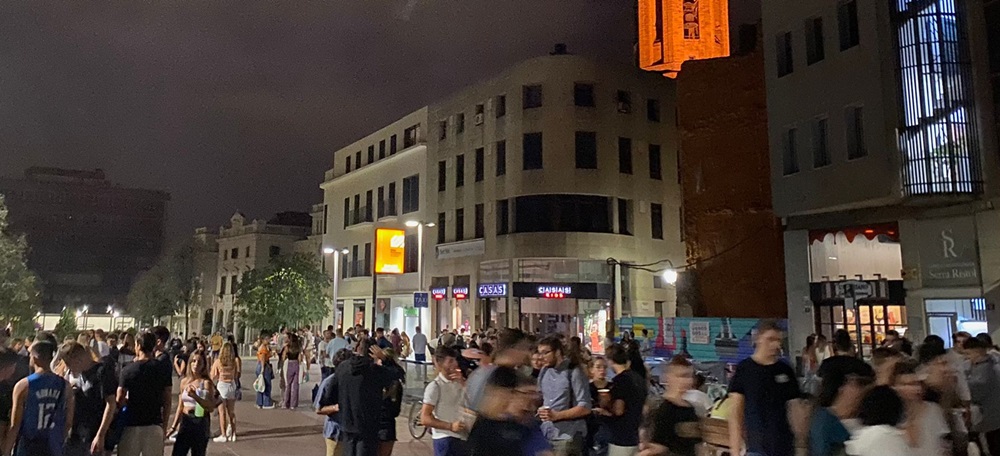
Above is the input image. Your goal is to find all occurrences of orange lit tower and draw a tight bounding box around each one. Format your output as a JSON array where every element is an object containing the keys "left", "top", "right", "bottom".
[{"left": 638, "top": 0, "right": 730, "bottom": 77}]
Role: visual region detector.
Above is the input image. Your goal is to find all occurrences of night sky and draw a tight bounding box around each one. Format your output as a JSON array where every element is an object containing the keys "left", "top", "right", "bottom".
[{"left": 0, "top": 1, "right": 760, "bottom": 240}]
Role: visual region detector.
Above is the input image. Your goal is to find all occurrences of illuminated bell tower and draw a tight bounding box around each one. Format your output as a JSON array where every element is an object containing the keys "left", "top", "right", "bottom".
[{"left": 638, "top": 0, "right": 730, "bottom": 78}]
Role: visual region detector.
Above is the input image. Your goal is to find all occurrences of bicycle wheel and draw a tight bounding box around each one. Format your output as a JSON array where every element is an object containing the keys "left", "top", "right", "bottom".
[{"left": 407, "top": 401, "right": 427, "bottom": 440}]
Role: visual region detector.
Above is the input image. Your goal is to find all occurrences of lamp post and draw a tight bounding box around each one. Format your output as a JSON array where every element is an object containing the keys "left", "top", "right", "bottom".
[
  {"left": 405, "top": 220, "right": 435, "bottom": 332},
  {"left": 323, "top": 246, "right": 349, "bottom": 330}
]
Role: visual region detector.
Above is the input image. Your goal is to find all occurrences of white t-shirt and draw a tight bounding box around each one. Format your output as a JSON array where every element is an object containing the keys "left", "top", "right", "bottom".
[
  {"left": 97, "top": 341, "right": 110, "bottom": 358},
  {"left": 412, "top": 333, "right": 428, "bottom": 355},
  {"left": 910, "top": 402, "right": 949, "bottom": 456},
  {"left": 317, "top": 340, "right": 329, "bottom": 367},
  {"left": 423, "top": 373, "right": 466, "bottom": 440},
  {"left": 846, "top": 425, "right": 910, "bottom": 456}
]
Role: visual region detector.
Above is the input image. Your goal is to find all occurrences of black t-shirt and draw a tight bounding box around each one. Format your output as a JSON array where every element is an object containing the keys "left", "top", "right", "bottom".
[
  {"left": 816, "top": 355, "right": 874, "bottom": 400},
  {"left": 650, "top": 400, "right": 701, "bottom": 456},
  {"left": 72, "top": 362, "right": 118, "bottom": 441},
  {"left": 607, "top": 369, "right": 647, "bottom": 446},
  {"left": 468, "top": 417, "right": 550, "bottom": 456},
  {"left": 728, "top": 357, "right": 801, "bottom": 456},
  {"left": 155, "top": 352, "right": 173, "bottom": 387},
  {"left": 120, "top": 359, "right": 169, "bottom": 427}
]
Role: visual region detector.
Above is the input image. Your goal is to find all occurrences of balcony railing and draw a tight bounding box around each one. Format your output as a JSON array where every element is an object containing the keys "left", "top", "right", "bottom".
[
  {"left": 347, "top": 259, "right": 371, "bottom": 278},
  {"left": 377, "top": 199, "right": 398, "bottom": 219},
  {"left": 347, "top": 206, "right": 373, "bottom": 226}
]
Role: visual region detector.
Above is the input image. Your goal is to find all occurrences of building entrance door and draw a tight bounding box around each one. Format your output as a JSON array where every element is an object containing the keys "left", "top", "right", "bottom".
[{"left": 926, "top": 313, "right": 956, "bottom": 348}]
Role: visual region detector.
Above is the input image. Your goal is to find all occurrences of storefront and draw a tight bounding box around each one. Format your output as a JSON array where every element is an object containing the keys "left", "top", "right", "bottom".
[
  {"left": 477, "top": 282, "right": 509, "bottom": 329},
  {"left": 811, "top": 280, "right": 907, "bottom": 358},
  {"left": 513, "top": 282, "right": 613, "bottom": 338}
]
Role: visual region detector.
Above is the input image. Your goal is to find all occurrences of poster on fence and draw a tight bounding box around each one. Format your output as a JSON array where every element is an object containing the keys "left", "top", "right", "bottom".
[{"left": 689, "top": 321, "right": 710, "bottom": 344}]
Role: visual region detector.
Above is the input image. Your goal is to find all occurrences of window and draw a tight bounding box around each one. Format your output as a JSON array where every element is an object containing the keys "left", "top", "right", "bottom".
[
  {"left": 390, "top": 135, "right": 397, "bottom": 155},
  {"left": 783, "top": 127, "right": 800, "bottom": 175},
  {"left": 617, "top": 198, "right": 632, "bottom": 235},
  {"left": 813, "top": 118, "right": 831, "bottom": 168},
  {"left": 341, "top": 251, "right": 348, "bottom": 279},
  {"left": 523, "top": 133, "right": 543, "bottom": 170},
  {"left": 455, "top": 208, "right": 465, "bottom": 241},
  {"left": 456, "top": 154, "right": 465, "bottom": 188},
  {"left": 475, "top": 148, "right": 484, "bottom": 182},
  {"left": 496, "top": 95, "right": 506, "bottom": 117},
  {"left": 496, "top": 199, "right": 510, "bottom": 235},
  {"left": 351, "top": 245, "right": 359, "bottom": 276},
  {"left": 379, "top": 140, "right": 386, "bottom": 160},
  {"left": 404, "top": 124, "right": 419, "bottom": 148},
  {"left": 387, "top": 182, "right": 396, "bottom": 216},
  {"left": 618, "top": 137, "right": 633, "bottom": 174},
  {"left": 219, "top": 276, "right": 227, "bottom": 295},
  {"left": 231, "top": 248, "right": 239, "bottom": 259},
  {"left": 365, "top": 190, "right": 373, "bottom": 221},
  {"left": 438, "top": 120, "right": 447, "bottom": 140},
  {"left": 523, "top": 85, "right": 542, "bottom": 109},
  {"left": 456, "top": 113, "right": 465, "bottom": 133},
  {"left": 354, "top": 151, "right": 361, "bottom": 170},
  {"left": 650, "top": 203, "right": 664, "bottom": 240},
  {"left": 343, "top": 197, "right": 350, "bottom": 227},
  {"left": 404, "top": 233, "right": 418, "bottom": 273},
  {"left": 806, "top": 17, "right": 825, "bottom": 65},
  {"left": 514, "top": 194, "right": 612, "bottom": 233},
  {"left": 437, "top": 161, "right": 447, "bottom": 192},
  {"left": 574, "top": 83, "right": 595, "bottom": 107},
  {"left": 230, "top": 276, "right": 238, "bottom": 294},
  {"left": 654, "top": 276, "right": 666, "bottom": 289},
  {"left": 643, "top": 144, "right": 661, "bottom": 180},
  {"left": 377, "top": 186, "right": 385, "bottom": 218},
  {"left": 647, "top": 99, "right": 661, "bottom": 122},
  {"left": 496, "top": 141, "right": 507, "bottom": 176},
  {"left": 474, "top": 203, "right": 484, "bottom": 238},
  {"left": 474, "top": 104, "right": 484, "bottom": 125},
  {"left": 437, "top": 212, "right": 446, "bottom": 244},
  {"left": 269, "top": 245, "right": 281, "bottom": 257},
  {"left": 838, "top": 0, "right": 860, "bottom": 50},
  {"left": 363, "top": 243, "right": 371, "bottom": 276},
  {"left": 402, "top": 174, "right": 420, "bottom": 213},
  {"left": 845, "top": 106, "right": 867, "bottom": 159},
  {"left": 246, "top": 246, "right": 250, "bottom": 257},
  {"left": 368, "top": 145, "right": 375, "bottom": 163},
  {"left": 616, "top": 90, "right": 632, "bottom": 113},
  {"left": 353, "top": 194, "right": 360, "bottom": 223},
  {"left": 575, "top": 131, "right": 598, "bottom": 169},
  {"left": 345, "top": 156, "right": 351, "bottom": 174},
  {"left": 776, "top": 32, "right": 794, "bottom": 77}
]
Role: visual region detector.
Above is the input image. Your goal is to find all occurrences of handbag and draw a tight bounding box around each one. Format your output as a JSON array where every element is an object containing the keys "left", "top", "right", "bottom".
[{"left": 253, "top": 374, "right": 266, "bottom": 393}]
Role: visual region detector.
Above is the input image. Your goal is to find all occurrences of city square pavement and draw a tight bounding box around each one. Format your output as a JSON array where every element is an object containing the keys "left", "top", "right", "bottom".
[{"left": 169, "top": 357, "right": 434, "bottom": 456}]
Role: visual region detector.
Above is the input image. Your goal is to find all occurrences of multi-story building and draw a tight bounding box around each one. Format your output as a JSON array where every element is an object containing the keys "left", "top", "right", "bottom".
[
  {"left": 763, "top": 0, "right": 1000, "bottom": 355},
  {"left": 192, "top": 212, "right": 311, "bottom": 337},
  {"left": 320, "top": 108, "right": 430, "bottom": 334},
  {"left": 0, "top": 167, "right": 169, "bottom": 313},
  {"left": 320, "top": 51, "right": 685, "bottom": 343}
]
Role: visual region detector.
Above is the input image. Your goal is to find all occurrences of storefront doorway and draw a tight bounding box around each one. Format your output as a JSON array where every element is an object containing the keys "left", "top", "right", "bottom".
[
  {"left": 814, "top": 301, "right": 907, "bottom": 358},
  {"left": 924, "top": 298, "right": 988, "bottom": 347}
]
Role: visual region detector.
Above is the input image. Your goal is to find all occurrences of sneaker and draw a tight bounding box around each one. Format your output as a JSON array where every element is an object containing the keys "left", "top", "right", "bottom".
[
  {"left": 229, "top": 433, "right": 237, "bottom": 442},
  {"left": 213, "top": 435, "right": 229, "bottom": 443},
  {"left": 262, "top": 405, "right": 275, "bottom": 409}
]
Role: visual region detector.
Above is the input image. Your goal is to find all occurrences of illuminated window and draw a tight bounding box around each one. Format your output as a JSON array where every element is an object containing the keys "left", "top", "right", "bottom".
[
  {"left": 575, "top": 131, "right": 598, "bottom": 169},
  {"left": 496, "top": 95, "right": 507, "bottom": 118},
  {"left": 523, "top": 85, "right": 543, "bottom": 109},
  {"left": 455, "top": 208, "right": 465, "bottom": 241},
  {"left": 838, "top": 0, "right": 860, "bottom": 50},
  {"left": 438, "top": 161, "right": 447, "bottom": 192},
  {"left": 650, "top": 203, "right": 664, "bottom": 239},
  {"left": 456, "top": 154, "right": 465, "bottom": 188},
  {"left": 523, "top": 133, "right": 543, "bottom": 170},
  {"left": 574, "top": 83, "right": 595, "bottom": 107},
  {"left": 845, "top": 106, "right": 866, "bottom": 160},
  {"left": 776, "top": 32, "right": 794, "bottom": 77},
  {"left": 806, "top": 17, "right": 825, "bottom": 65},
  {"left": 649, "top": 144, "right": 662, "bottom": 180},
  {"left": 475, "top": 148, "right": 484, "bottom": 182},
  {"left": 618, "top": 137, "right": 633, "bottom": 174},
  {"left": 813, "top": 117, "right": 831, "bottom": 168},
  {"left": 496, "top": 141, "right": 507, "bottom": 176},
  {"left": 783, "top": 127, "right": 800, "bottom": 175}
]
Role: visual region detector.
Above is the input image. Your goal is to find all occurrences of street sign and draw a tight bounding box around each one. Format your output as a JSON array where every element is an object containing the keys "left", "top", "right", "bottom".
[
  {"left": 836, "top": 281, "right": 872, "bottom": 299},
  {"left": 413, "top": 292, "right": 429, "bottom": 308}
]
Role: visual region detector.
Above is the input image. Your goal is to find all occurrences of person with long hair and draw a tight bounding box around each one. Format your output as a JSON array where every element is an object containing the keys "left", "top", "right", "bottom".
[
  {"left": 255, "top": 334, "right": 275, "bottom": 409},
  {"left": 283, "top": 334, "right": 305, "bottom": 409},
  {"left": 211, "top": 342, "right": 241, "bottom": 442},
  {"left": 168, "top": 351, "right": 219, "bottom": 456},
  {"left": 118, "top": 333, "right": 136, "bottom": 372},
  {"left": 377, "top": 349, "right": 407, "bottom": 456}
]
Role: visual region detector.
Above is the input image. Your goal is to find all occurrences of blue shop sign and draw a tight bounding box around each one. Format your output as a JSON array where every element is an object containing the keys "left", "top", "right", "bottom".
[{"left": 477, "top": 283, "right": 508, "bottom": 298}]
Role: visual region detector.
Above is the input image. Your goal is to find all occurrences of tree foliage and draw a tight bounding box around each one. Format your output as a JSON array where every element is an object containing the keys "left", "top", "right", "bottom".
[
  {"left": 236, "top": 253, "right": 330, "bottom": 332},
  {"left": 127, "top": 241, "right": 196, "bottom": 324},
  {"left": 0, "top": 194, "right": 41, "bottom": 338},
  {"left": 53, "top": 307, "right": 78, "bottom": 341}
]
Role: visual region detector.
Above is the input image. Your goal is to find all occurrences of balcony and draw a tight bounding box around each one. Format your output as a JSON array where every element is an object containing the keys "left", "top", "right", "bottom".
[
  {"left": 346, "top": 259, "right": 371, "bottom": 278},
  {"left": 377, "top": 199, "right": 398, "bottom": 219},
  {"left": 346, "top": 206, "right": 373, "bottom": 227}
]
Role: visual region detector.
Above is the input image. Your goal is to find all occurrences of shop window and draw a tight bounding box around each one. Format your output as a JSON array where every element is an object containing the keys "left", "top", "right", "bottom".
[{"left": 513, "top": 194, "right": 612, "bottom": 234}]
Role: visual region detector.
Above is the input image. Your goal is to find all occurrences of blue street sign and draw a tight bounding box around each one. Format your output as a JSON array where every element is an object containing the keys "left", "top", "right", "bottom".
[{"left": 413, "top": 292, "right": 429, "bottom": 308}]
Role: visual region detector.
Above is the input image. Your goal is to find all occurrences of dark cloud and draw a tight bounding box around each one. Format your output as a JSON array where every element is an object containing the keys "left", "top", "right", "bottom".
[{"left": 0, "top": 1, "right": 759, "bottom": 239}]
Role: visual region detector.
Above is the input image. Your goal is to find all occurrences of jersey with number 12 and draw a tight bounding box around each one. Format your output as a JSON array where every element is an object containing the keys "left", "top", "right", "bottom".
[{"left": 20, "top": 372, "right": 67, "bottom": 456}]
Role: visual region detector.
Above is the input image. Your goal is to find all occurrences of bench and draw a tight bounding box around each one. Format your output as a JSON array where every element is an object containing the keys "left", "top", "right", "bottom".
[{"left": 699, "top": 418, "right": 732, "bottom": 456}]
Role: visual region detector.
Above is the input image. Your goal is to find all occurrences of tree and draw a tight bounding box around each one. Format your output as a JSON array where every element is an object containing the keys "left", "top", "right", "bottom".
[
  {"left": 0, "top": 194, "right": 41, "bottom": 338},
  {"left": 236, "top": 253, "right": 331, "bottom": 333},
  {"left": 53, "top": 307, "right": 78, "bottom": 341},
  {"left": 126, "top": 241, "right": 196, "bottom": 327}
]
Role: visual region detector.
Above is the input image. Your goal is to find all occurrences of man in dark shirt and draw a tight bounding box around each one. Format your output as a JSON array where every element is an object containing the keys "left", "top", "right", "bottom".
[
  {"left": 728, "top": 320, "right": 802, "bottom": 456},
  {"left": 324, "top": 338, "right": 395, "bottom": 456},
  {"left": 374, "top": 328, "right": 392, "bottom": 350},
  {"left": 817, "top": 329, "right": 874, "bottom": 404},
  {"left": 0, "top": 348, "right": 19, "bottom": 449},
  {"left": 117, "top": 333, "right": 172, "bottom": 456},
  {"left": 151, "top": 326, "right": 174, "bottom": 387},
  {"left": 61, "top": 342, "right": 117, "bottom": 456},
  {"left": 597, "top": 344, "right": 646, "bottom": 455}
]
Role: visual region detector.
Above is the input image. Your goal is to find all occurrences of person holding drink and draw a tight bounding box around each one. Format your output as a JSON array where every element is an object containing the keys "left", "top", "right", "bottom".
[{"left": 168, "top": 351, "right": 220, "bottom": 456}]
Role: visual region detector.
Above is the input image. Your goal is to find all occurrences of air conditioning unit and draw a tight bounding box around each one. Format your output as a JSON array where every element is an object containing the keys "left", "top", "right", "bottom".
[{"left": 474, "top": 113, "right": 484, "bottom": 125}]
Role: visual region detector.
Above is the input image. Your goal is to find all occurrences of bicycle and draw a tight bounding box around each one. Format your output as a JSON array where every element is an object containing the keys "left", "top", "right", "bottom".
[{"left": 406, "top": 395, "right": 427, "bottom": 439}]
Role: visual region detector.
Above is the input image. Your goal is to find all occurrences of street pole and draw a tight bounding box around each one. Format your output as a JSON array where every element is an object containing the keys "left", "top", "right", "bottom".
[
  {"left": 417, "top": 223, "right": 423, "bottom": 330},
  {"left": 371, "top": 229, "right": 378, "bottom": 334},
  {"left": 333, "top": 251, "right": 341, "bottom": 331}
]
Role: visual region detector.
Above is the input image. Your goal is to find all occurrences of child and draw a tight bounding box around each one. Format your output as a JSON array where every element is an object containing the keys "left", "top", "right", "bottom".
[
  {"left": 640, "top": 356, "right": 701, "bottom": 456},
  {"left": 1, "top": 341, "right": 75, "bottom": 456},
  {"left": 421, "top": 347, "right": 469, "bottom": 456}
]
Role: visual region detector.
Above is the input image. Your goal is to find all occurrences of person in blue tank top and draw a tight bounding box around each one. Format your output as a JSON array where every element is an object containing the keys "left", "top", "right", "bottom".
[{"left": 1, "top": 341, "right": 75, "bottom": 456}]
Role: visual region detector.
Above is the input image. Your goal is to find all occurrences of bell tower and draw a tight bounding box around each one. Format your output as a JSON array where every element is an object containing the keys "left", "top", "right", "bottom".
[{"left": 638, "top": 0, "right": 730, "bottom": 77}]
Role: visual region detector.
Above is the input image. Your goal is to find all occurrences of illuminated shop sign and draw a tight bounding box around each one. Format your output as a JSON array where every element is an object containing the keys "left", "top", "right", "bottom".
[
  {"left": 431, "top": 288, "right": 448, "bottom": 300},
  {"left": 537, "top": 285, "right": 572, "bottom": 299},
  {"left": 477, "top": 283, "right": 508, "bottom": 298},
  {"left": 452, "top": 287, "right": 470, "bottom": 300}
]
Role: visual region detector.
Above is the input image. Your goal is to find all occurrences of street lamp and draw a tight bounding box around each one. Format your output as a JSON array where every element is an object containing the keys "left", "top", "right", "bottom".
[
  {"left": 662, "top": 268, "right": 679, "bottom": 285},
  {"left": 405, "top": 220, "right": 436, "bottom": 332},
  {"left": 323, "top": 246, "right": 350, "bottom": 330}
]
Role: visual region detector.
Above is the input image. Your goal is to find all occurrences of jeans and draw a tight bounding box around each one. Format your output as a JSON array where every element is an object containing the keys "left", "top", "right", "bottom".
[
  {"left": 284, "top": 360, "right": 300, "bottom": 408},
  {"left": 256, "top": 362, "right": 273, "bottom": 407},
  {"left": 118, "top": 425, "right": 164, "bottom": 456},
  {"left": 172, "top": 414, "right": 210, "bottom": 456},
  {"left": 341, "top": 433, "right": 379, "bottom": 456},
  {"left": 433, "top": 437, "right": 468, "bottom": 456}
]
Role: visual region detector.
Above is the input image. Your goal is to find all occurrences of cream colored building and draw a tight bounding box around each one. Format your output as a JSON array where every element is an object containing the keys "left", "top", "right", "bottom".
[{"left": 320, "top": 53, "right": 684, "bottom": 340}]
